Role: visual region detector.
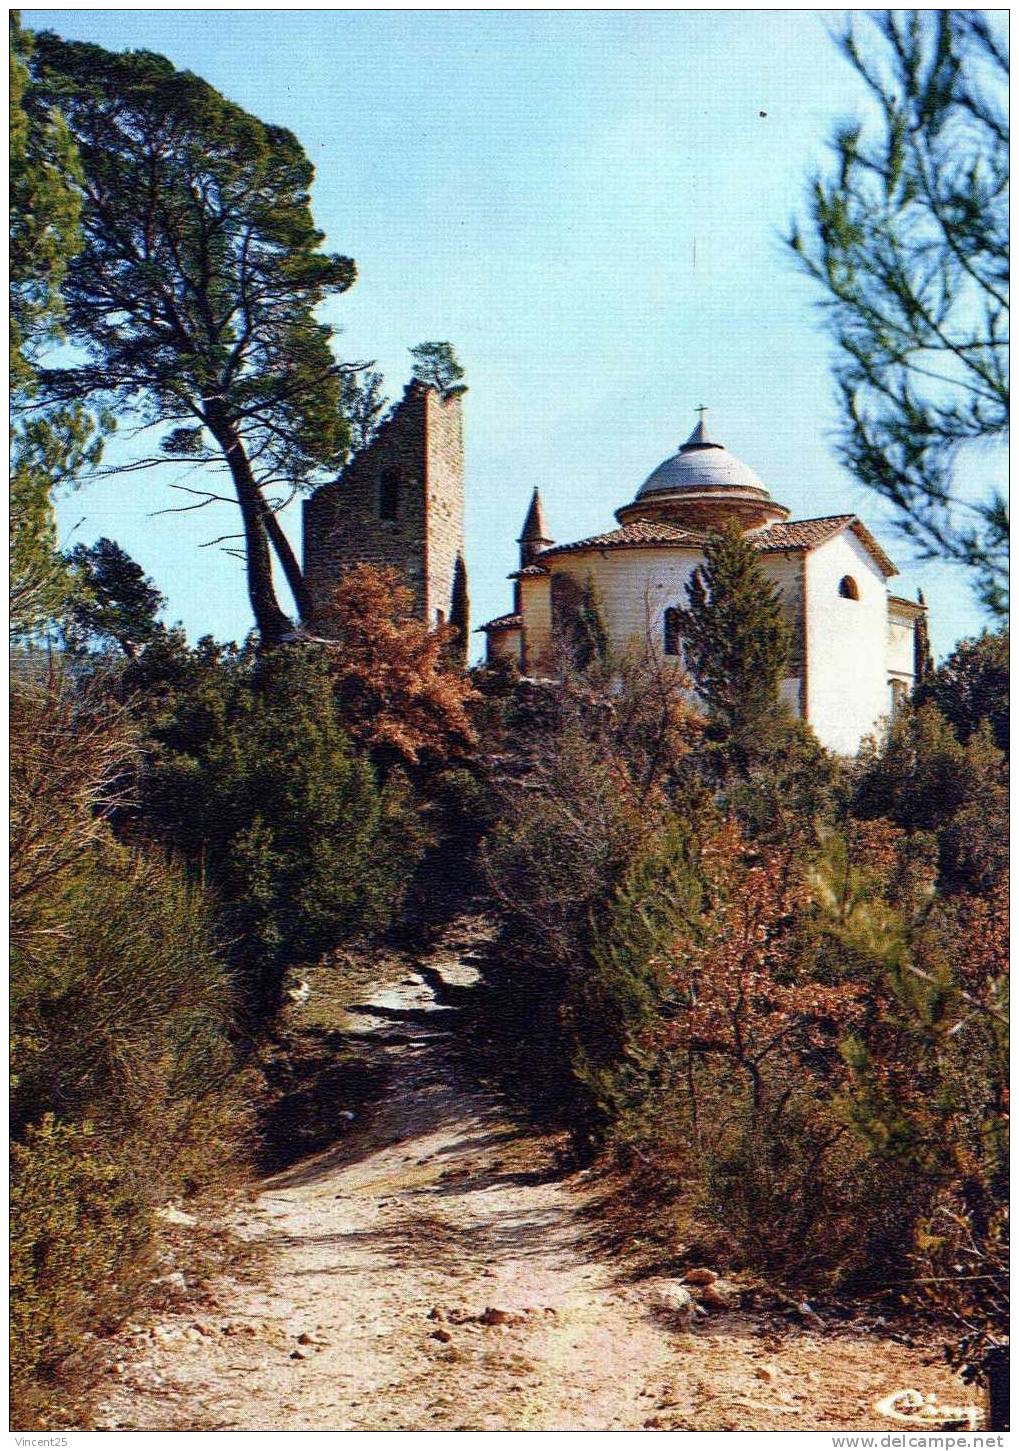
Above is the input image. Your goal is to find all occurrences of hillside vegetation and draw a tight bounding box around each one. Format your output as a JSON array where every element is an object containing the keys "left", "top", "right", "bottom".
[{"left": 9, "top": 14, "right": 1007, "bottom": 1430}]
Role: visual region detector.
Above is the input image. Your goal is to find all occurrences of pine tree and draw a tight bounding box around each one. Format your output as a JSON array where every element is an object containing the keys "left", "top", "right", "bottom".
[
  {"left": 790, "top": 12, "right": 1008, "bottom": 616},
  {"left": 26, "top": 34, "right": 357, "bottom": 643},
  {"left": 341, "top": 368, "right": 389, "bottom": 454},
  {"left": 64, "top": 538, "right": 166, "bottom": 658},
  {"left": 9, "top": 15, "right": 105, "bottom": 639},
  {"left": 676, "top": 523, "right": 791, "bottom": 766},
  {"left": 409, "top": 341, "right": 465, "bottom": 394},
  {"left": 915, "top": 628, "right": 1008, "bottom": 754}
]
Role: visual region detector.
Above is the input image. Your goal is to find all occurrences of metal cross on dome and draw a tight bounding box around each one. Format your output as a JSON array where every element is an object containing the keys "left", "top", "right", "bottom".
[{"left": 696, "top": 404, "right": 708, "bottom": 423}]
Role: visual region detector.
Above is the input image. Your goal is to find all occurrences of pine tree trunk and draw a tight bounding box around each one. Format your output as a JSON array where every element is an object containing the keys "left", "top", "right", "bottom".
[
  {"left": 260, "top": 495, "right": 313, "bottom": 623},
  {"left": 205, "top": 404, "right": 293, "bottom": 644}
]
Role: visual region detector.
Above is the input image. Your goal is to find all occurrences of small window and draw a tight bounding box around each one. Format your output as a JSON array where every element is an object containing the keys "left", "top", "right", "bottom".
[
  {"left": 379, "top": 467, "right": 400, "bottom": 521},
  {"left": 838, "top": 575, "right": 860, "bottom": 600},
  {"left": 663, "top": 606, "right": 682, "bottom": 656},
  {"left": 435, "top": 608, "right": 446, "bottom": 627}
]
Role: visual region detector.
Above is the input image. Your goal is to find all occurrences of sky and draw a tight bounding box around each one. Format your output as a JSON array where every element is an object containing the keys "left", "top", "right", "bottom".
[{"left": 25, "top": 7, "right": 1001, "bottom": 662}]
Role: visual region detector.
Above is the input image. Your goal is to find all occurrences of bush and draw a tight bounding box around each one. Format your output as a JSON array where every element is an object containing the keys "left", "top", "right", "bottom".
[
  {"left": 126, "top": 641, "right": 428, "bottom": 1014},
  {"left": 10, "top": 669, "right": 252, "bottom": 1427},
  {"left": 10, "top": 1119, "right": 154, "bottom": 1429},
  {"left": 577, "top": 816, "right": 906, "bottom": 1281},
  {"left": 853, "top": 703, "right": 1007, "bottom": 894},
  {"left": 915, "top": 628, "right": 1008, "bottom": 754},
  {"left": 840, "top": 873, "right": 1008, "bottom": 1349},
  {"left": 12, "top": 836, "right": 249, "bottom": 1187},
  {"left": 566, "top": 818, "right": 708, "bottom": 1138},
  {"left": 313, "top": 563, "right": 477, "bottom": 771}
]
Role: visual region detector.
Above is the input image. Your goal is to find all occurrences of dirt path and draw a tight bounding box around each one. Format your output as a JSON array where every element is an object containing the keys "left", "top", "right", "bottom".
[{"left": 95, "top": 941, "right": 977, "bottom": 1432}]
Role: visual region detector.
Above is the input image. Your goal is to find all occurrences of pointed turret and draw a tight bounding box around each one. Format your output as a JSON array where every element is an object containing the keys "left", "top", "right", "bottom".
[{"left": 518, "top": 488, "right": 554, "bottom": 568}]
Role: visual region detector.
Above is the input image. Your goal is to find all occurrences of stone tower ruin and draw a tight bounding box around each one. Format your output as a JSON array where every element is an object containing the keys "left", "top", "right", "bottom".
[{"left": 302, "top": 379, "right": 466, "bottom": 628}]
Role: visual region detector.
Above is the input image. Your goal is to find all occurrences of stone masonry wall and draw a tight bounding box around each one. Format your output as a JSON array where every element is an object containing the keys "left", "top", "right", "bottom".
[
  {"left": 302, "top": 381, "right": 464, "bottom": 628},
  {"left": 423, "top": 388, "right": 465, "bottom": 625}
]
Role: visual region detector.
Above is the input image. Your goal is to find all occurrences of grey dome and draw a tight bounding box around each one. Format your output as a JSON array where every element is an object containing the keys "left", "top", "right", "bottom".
[
  {"left": 637, "top": 417, "right": 767, "bottom": 500},
  {"left": 616, "top": 412, "right": 789, "bottom": 531}
]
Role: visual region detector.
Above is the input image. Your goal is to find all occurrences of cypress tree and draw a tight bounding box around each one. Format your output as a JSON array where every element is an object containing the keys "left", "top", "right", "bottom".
[
  {"left": 676, "top": 522, "right": 791, "bottom": 764},
  {"left": 912, "top": 591, "right": 934, "bottom": 688},
  {"left": 571, "top": 572, "right": 610, "bottom": 672},
  {"left": 449, "top": 553, "right": 470, "bottom": 669}
]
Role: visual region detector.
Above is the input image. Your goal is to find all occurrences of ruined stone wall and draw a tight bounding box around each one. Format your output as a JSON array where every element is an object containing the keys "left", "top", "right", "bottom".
[
  {"left": 423, "top": 388, "right": 465, "bottom": 625},
  {"left": 302, "top": 381, "right": 465, "bottom": 627}
]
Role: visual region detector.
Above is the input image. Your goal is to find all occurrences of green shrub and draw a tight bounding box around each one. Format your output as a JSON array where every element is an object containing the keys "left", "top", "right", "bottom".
[
  {"left": 128, "top": 642, "right": 428, "bottom": 1013},
  {"left": 11, "top": 670, "right": 253, "bottom": 1426},
  {"left": 853, "top": 703, "right": 1007, "bottom": 894},
  {"left": 12, "top": 837, "right": 249, "bottom": 1179},
  {"left": 915, "top": 628, "right": 1008, "bottom": 755},
  {"left": 10, "top": 1118, "right": 155, "bottom": 1429},
  {"left": 566, "top": 818, "right": 707, "bottom": 1137}
]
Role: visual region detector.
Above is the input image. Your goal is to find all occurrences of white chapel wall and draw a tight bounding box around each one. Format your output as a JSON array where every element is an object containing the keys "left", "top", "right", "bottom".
[
  {"left": 804, "top": 531, "right": 890, "bottom": 754},
  {"left": 550, "top": 547, "right": 703, "bottom": 659},
  {"left": 758, "top": 552, "right": 805, "bottom": 719}
]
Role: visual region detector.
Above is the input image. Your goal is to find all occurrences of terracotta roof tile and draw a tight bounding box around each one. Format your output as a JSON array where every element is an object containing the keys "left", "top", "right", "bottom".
[
  {"left": 750, "top": 516, "right": 856, "bottom": 552},
  {"left": 526, "top": 514, "right": 898, "bottom": 576},
  {"left": 751, "top": 515, "right": 897, "bottom": 577},
  {"left": 539, "top": 521, "right": 707, "bottom": 558}
]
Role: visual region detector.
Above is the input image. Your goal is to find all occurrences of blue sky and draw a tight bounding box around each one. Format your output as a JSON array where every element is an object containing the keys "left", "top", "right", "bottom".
[{"left": 26, "top": 8, "right": 998, "bottom": 660}]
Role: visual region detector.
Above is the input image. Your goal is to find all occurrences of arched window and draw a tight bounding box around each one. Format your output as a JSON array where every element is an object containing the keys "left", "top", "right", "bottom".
[
  {"left": 379, "top": 467, "right": 400, "bottom": 521},
  {"left": 663, "top": 606, "right": 682, "bottom": 656},
  {"left": 838, "top": 575, "right": 860, "bottom": 600}
]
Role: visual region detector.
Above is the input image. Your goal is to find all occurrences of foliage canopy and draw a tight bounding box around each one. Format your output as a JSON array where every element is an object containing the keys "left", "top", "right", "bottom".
[
  {"left": 790, "top": 11, "right": 1009, "bottom": 615},
  {"left": 27, "top": 34, "right": 358, "bottom": 641},
  {"left": 9, "top": 16, "right": 105, "bottom": 638}
]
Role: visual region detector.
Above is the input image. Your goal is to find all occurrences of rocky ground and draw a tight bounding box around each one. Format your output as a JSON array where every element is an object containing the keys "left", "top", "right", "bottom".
[{"left": 93, "top": 930, "right": 981, "bottom": 1433}]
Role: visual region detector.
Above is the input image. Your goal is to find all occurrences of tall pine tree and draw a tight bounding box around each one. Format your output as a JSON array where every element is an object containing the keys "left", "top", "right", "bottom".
[
  {"left": 789, "top": 12, "right": 1008, "bottom": 616},
  {"left": 9, "top": 15, "right": 105, "bottom": 638},
  {"left": 26, "top": 35, "right": 357, "bottom": 643}
]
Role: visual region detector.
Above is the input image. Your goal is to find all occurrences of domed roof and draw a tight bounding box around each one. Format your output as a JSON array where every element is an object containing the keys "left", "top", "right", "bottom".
[
  {"left": 637, "top": 416, "right": 766, "bottom": 499},
  {"left": 616, "top": 410, "right": 789, "bottom": 532}
]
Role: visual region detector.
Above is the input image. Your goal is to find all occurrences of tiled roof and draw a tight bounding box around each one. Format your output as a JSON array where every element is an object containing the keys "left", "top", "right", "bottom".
[
  {"left": 527, "top": 514, "right": 898, "bottom": 576},
  {"left": 750, "top": 516, "right": 855, "bottom": 552},
  {"left": 539, "top": 521, "right": 707, "bottom": 558},
  {"left": 508, "top": 564, "right": 549, "bottom": 579},
  {"left": 888, "top": 593, "right": 926, "bottom": 613},
  {"left": 478, "top": 612, "right": 523, "bottom": 632},
  {"left": 751, "top": 515, "right": 897, "bottom": 577}
]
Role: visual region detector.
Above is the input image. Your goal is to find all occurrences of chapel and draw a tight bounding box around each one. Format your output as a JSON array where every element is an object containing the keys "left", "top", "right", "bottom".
[{"left": 480, "top": 411, "right": 927, "bottom": 756}]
